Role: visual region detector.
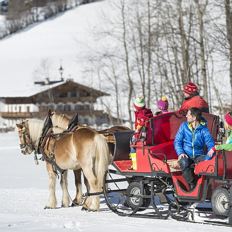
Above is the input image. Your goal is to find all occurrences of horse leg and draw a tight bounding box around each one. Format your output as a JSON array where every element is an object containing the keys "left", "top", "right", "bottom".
[
  {"left": 84, "top": 173, "right": 90, "bottom": 193},
  {"left": 60, "top": 170, "right": 70, "bottom": 207},
  {"left": 72, "top": 169, "right": 83, "bottom": 206},
  {"left": 45, "top": 162, "right": 57, "bottom": 209},
  {"left": 81, "top": 166, "right": 100, "bottom": 211}
]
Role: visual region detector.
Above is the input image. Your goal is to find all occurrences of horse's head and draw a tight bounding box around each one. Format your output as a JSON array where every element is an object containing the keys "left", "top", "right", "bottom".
[{"left": 16, "top": 121, "right": 35, "bottom": 155}]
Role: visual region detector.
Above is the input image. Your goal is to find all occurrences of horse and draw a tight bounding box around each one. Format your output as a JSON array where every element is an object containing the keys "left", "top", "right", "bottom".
[
  {"left": 50, "top": 111, "right": 131, "bottom": 160},
  {"left": 16, "top": 118, "right": 110, "bottom": 211},
  {"left": 49, "top": 111, "right": 131, "bottom": 205},
  {"left": 50, "top": 111, "right": 131, "bottom": 141}
]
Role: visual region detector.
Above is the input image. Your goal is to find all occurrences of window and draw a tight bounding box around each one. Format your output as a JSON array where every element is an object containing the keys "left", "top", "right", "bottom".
[
  {"left": 48, "top": 104, "right": 54, "bottom": 110},
  {"left": 59, "top": 92, "right": 67, "bottom": 98},
  {"left": 80, "top": 91, "right": 90, "bottom": 97},
  {"left": 64, "top": 105, "right": 71, "bottom": 112},
  {"left": 56, "top": 104, "right": 64, "bottom": 111},
  {"left": 74, "top": 104, "right": 84, "bottom": 111},
  {"left": 84, "top": 105, "right": 90, "bottom": 110},
  {"left": 69, "top": 91, "right": 77, "bottom": 97},
  {"left": 84, "top": 118, "right": 89, "bottom": 124}
]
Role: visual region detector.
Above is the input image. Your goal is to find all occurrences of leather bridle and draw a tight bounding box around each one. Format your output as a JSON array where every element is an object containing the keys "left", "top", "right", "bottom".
[{"left": 18, "top": 121, "right": 35, "bottom": 154}]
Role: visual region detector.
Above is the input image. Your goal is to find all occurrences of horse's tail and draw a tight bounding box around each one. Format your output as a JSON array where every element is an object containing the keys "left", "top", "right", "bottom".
[{"left": 94, "top": 134, "right": 110, "bottom": 190}]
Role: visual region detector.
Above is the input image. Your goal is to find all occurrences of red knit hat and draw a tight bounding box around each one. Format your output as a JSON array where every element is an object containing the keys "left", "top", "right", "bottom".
[
  {"left": 224, "top": 112, "right": 232, "bottom": 127},
  {"left": 183, "top": 82, "right": 198, "bottom": 95}
]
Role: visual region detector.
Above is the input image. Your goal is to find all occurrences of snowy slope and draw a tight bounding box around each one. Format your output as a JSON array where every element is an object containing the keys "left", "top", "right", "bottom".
[
  {"left": 0, "top": 132, "right": 231, "bottom": 232},
  {"left": 0, "top": 1, "right": 114, "bottom": 97}
]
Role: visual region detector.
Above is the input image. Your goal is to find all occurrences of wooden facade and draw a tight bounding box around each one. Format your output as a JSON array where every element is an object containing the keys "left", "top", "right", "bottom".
[{"left": 0, "top": 79, "right": 111, "bottom": 128}]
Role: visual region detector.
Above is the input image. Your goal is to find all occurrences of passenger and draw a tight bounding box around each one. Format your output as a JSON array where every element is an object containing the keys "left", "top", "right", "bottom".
[
  {"left": 208, "top": 111, "right": 232, "bottom": 156},
  {"left": 155, "top": 96, "right": 169, "bottom": 115},
  {"left": 129, "top": 96, "right": 153, "bottom": 169},
  {"left": 179, "top": 82, "right": 209, "bottom": 114},
  {"left": 133, "top": 96, "right": 153, "bottom": 140},
  {"left": 174, "top": 107, "right": 215, "bottom": 190}
]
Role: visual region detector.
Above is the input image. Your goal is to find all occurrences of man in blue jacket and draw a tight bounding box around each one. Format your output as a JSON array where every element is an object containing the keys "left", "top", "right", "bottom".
[{"left": 174, "top": 107, "right": 215, "bottom": 190}]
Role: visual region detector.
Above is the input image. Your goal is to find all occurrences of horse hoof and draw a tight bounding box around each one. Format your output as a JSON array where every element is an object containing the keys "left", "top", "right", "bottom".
[
  {"left": 81, "top": 206, "right": 97, "bottom": 212},
  {"left": 88, "top": 209, "right": 97, "bottom": 212},
  {"left": 81, "top": 206, "right": 88, "bottom": 211},
  {"left": 44, "top": 206, "right": 53, "bottom": 209},
  {"left": 71, "top": 202, "right": 80, "bottom": 207}
]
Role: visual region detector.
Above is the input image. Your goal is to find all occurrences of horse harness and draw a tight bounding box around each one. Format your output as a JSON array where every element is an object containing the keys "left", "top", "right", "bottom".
[
  {"left": 19, "top": 121, "right": 35, "bottom": 152},
  {"left": 38, "top": 117, "right": 80, "bottom": 176},
  {"left": 20, "top": 119, "right": 67, "bottom": 176},
  {"left": 38, "top": 129, "right": 67, "bottom": 176}
]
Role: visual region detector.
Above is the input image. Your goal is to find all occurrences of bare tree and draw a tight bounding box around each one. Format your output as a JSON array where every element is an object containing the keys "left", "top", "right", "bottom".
[
  {"left": 194, "top": 0, "right": 209, "bottom": 100},
  {"left": 80, "top": 0, "right": 231, "bottom": 122},
  {"left": 224, "top": 0, "right": 232, "bottom": 104}
]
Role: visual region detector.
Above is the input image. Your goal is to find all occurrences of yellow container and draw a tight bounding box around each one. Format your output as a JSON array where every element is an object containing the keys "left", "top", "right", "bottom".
[{"left": 129, "top": 153, "right": 137, "bottom": 170}]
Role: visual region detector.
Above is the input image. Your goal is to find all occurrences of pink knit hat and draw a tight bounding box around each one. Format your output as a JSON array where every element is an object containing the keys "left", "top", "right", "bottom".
[
  {"left": 224, "top": 112, "right": 232, "bottom": 127},
  {"left": 157, "top": 96, "right": 168, "bottom": 111}
]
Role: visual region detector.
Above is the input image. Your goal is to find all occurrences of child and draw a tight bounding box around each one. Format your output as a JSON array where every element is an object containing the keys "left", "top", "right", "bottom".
[
  {"left": 155, "top": 96, "right": 169, "bottom": 115},
  {"left": 133, "top": 96, "right": 153, "bottom": 139},
  {"left": 208, "top": 112, "right": 232, "bottom": 157},
  {"left": 130, "top": 96, "right": 153, "bottom": 169}
]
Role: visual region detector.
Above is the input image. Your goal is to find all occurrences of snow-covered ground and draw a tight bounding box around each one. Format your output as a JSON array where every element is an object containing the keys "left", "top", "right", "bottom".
[{"left": 0, "top": 131, "right": 231, "bottom": 232}]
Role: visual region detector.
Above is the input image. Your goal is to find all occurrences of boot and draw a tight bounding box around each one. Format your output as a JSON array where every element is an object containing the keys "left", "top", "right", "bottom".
[{"left": 189, "top": 179, "right": 197, "bottom": 191}]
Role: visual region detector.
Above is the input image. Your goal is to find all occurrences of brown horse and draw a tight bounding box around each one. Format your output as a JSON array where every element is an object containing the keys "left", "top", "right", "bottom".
[
  {"left": 16, "top": 118, "right": 110, "bottom": 211},
  {"left": 50, "top": 111, "right": 131, "bottom": 143},
  {"left": 50, "top": 111, "right": 131, "bottom": 205}
]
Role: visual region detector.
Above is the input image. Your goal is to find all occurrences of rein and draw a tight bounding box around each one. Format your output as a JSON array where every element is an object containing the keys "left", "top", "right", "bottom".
[{"left": 40, "top": 131, "right": 66, "bottom": 176}]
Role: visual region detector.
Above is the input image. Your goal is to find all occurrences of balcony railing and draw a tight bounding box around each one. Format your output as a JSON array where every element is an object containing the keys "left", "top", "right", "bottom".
[{"left": 0, "top": 112, "right": 33, "bottom": 118}]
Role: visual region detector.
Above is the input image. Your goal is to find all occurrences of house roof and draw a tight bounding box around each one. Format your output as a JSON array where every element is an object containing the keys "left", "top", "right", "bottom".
[
  {"left": 0, "top": 79, "right": 109, "bottom": 104},
  {"left": 31, "top": 79, "right": 108, "bottom": 98}
]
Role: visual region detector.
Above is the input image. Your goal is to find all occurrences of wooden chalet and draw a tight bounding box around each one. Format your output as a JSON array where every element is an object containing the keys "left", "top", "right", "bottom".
[{"left": 0, "top": 79, "right": 111, "bottom": 128}]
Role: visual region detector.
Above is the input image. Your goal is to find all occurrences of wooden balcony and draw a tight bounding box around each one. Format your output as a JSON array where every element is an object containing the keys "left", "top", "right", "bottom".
[
  {"left": 0, "top": 112, "right": 34, "bottom": 119},
  {"left": 0, "top": 109, "right": 108, "bottom": 120}
]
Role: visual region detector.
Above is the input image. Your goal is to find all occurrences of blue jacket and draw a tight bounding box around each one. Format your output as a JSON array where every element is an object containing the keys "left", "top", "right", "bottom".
[{"left": 174, "top": 121, "right": 215, "bottom": 159}]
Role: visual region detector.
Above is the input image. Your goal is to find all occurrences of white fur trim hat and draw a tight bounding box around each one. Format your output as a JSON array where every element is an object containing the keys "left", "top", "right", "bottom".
[{"left": 133, "top": 96, "right": 145, "bottom": 108}]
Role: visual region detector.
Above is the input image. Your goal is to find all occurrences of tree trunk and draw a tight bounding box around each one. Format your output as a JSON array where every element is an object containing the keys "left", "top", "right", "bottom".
[
  {"left": 194, "top": 0, "right": 208, "bottom": 101},
  {"left": 225, "top": 0, "right": 232, "bottom": 106},
  {"left": 121, "top": 0, "right": 133, "bottom": 128}
]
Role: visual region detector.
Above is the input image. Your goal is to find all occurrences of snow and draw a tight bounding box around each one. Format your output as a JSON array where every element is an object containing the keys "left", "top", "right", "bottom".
[
  {"left": 0, "top": 131, "right": 231, "bottom": 232},
  {"left": 0, "top": 1, "right": 113, "bottom": 97},
  {"left": 0, "top": 1, "right": 232, "bottom": 228}
]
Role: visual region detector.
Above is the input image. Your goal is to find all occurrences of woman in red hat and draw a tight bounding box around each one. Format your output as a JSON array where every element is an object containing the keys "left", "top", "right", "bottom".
[
  {"left": 179, "top": 82, "right": 209, "bottom": 114},
  {"left": 208, "top": 112, "right": 232, "bottom": 156}
]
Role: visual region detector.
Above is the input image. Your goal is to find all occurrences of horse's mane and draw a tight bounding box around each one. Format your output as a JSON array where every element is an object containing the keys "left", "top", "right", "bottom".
[
  {"left": 51, "top": 112, "right": 69, "bottom": 129},
  {"left": 27, "top": 119, "right": 44, "bottom": 146},
  {"left": 27, "top": 118, "right": 67, "bottom": 145}
]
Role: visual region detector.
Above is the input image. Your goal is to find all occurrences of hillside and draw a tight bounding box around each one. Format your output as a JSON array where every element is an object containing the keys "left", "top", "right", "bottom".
[{"left": 0, "top": 0, "right": 111, "bottom": 97}]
